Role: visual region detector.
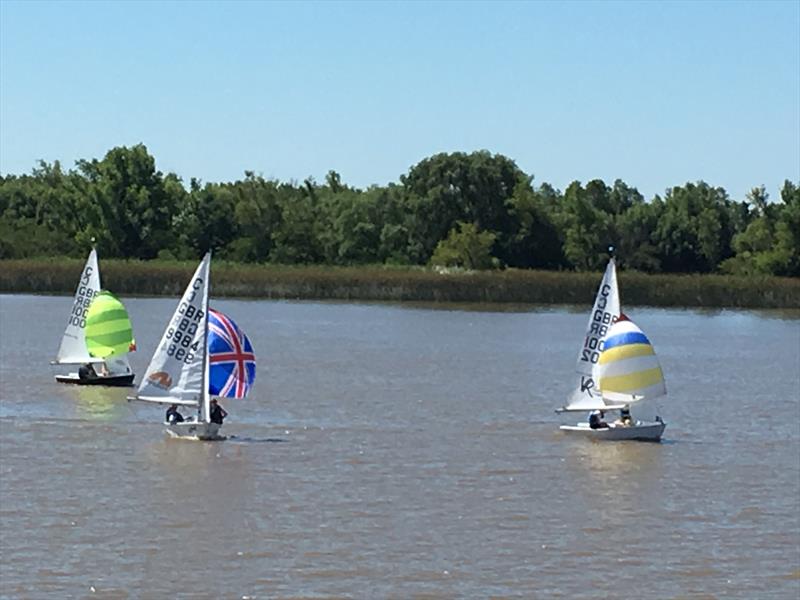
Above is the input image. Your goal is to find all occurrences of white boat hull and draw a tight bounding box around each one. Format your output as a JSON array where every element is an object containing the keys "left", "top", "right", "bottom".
[
  {"left": 165, "top": 420, "right": 225, "bottom": 441},
  {"left": 559, "top": 421, "right": 666, "bottom": 442}
]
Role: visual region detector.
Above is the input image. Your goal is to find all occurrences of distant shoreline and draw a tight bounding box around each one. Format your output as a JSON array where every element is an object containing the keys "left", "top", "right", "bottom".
[{"left": 1, "top": 258, "right": 798, "bottom": 309}]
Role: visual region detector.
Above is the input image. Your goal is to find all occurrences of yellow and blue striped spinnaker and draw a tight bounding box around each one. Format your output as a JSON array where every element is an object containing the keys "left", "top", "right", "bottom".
[{"left": 597, "top": 316, "right": 666, "bottom": 401}]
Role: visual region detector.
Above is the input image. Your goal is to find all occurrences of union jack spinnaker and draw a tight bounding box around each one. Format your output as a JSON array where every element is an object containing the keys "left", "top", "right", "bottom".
[{"left": 208, "top": 308, "right": 256, "bottom": 399}]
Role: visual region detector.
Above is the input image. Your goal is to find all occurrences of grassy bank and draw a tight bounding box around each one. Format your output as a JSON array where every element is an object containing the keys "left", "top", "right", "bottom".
[{"left": 1, "top": 258, "right": 798, "bottom": 309}]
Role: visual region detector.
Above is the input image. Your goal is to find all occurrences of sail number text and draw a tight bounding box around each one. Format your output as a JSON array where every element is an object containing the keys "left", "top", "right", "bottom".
[
  {"left": 66, "top": 266, "right": 96, "bottom": 328},
  {"left": 580, "top": 283, "right": 618, "bottom": 364},
  {"left": 163, "top": 289, "right": 204, "bottom": 364}
]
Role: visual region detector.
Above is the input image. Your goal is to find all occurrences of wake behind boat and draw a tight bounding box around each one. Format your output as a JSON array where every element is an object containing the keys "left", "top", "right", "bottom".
[
  {"left": 128, "top": 252, "right": 256, "bottom": 441},
  {"left": 556, "top": 256, "right": 668, "bottom": 442},
  {"left": 52, "top": 249, "right": 136, "bottom": 386}
]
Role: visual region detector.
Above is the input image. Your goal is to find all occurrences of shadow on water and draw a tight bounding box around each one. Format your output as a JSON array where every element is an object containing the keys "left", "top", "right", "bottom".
[
  {"left": 227, "top": 435, "right": 290, "bottom": 443},
  {"left": 140, "top": 434, "right": 290, "bottom": 445}
]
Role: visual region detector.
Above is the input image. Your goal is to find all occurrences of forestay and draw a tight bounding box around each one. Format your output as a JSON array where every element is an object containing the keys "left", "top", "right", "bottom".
[
  {"left": 134, "top": 253, "right": 210, "bottom": 405},
  {"left": 54, "top": 249, "right": 101, "bottom": 364}
]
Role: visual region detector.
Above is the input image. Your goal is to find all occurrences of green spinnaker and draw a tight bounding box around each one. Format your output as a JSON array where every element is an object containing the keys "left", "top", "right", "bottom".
[{"left": 85, "top": 291, "right": 135, "bottom": 358}]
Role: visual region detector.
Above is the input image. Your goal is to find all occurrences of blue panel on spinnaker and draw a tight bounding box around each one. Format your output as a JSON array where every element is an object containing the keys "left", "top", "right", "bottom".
[
  {"left": 208, "top": 308, "right": 256, "bottom": 399},
  {"left": 603, "top": 331, "right": 650, "bottom": 350}
]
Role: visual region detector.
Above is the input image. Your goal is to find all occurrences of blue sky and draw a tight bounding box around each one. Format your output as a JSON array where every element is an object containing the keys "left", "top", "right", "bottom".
[{"left": 1, "top": 0, "right": 798, "bottom": 201}]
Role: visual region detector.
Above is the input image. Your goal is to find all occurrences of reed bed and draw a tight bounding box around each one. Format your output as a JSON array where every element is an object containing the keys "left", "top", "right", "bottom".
[{"left": 1, "top": 258, "right": 798, "bottom": 309}]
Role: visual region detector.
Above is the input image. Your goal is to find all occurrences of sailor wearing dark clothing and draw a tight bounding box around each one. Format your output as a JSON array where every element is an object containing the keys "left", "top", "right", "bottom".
[
  {"left": 78, "top": 363, "right": 97, "bottom": 380},
  {"left": 209, "top": 399, "right": 227, "bottom": 425},
  {"left": 166, "top": 404, "right": 184, "bottom": 424},
  {"left": 589, "top": 410, "right": 609, "bottom": 429}
]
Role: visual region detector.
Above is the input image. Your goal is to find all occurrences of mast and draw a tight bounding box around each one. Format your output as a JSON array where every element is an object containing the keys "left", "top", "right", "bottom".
[{"left": 200, "top": 251, "right": 212, "bottom": 423}]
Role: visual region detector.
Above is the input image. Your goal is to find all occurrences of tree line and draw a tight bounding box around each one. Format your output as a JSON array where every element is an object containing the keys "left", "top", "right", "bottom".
[{"left": 0, "top": 144, "right": 797, "bottom": 276}]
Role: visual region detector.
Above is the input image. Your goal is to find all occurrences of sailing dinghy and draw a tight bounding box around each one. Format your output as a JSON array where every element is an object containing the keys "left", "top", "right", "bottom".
[
  {"left": 52, "top": 249, "right": 136, "bottom": 386},
  {"left": 128, "top": 252, "right": 256, "bottom": 441},
  {"left": 556, "top": 257, "right": 667, "bottom": 442}
]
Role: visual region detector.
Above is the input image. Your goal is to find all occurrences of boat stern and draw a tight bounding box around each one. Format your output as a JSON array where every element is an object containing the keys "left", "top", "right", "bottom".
[{"left": 165, "top": 420, "right": 225, "bottom": 441}]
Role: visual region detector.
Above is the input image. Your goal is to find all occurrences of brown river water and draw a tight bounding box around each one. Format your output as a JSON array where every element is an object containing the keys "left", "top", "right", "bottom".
[{"left": 1, "top": 294, "right": 798, "bottom": 599}]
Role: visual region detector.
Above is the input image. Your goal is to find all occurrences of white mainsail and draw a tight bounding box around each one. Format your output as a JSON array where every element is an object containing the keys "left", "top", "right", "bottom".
[
  {"left": 562, "top": 258, "right": 621, "bottom": 411},
  {"left": 54, "top": 249, "right": 101, "bottom": 364},
  {"left": 133, "top": 253, "right": 210, "bottom": 407}
]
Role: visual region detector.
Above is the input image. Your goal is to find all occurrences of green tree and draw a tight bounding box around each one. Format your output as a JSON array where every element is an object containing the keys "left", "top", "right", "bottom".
[
  {"left": 558, "top": 180, "right": 615, "bottom": 270},
  {"left": 430, "top": 222, "right": 497, "bottom": 270},
  {"left": 773, "top": 180, "right": 800, "bottom": 276},
  {"left": 326, "top": 189, "right": 382, "bottom": 264},
  {"left": 371, "top": 184, "right": 412, "bottom": 264},
  {"left": 503, "top": 178, "right": 565, "bottom": 269},
  {"left": 75, "top": 144, "right": 178, "bottom": 259},
  {"left": 172, "top": 180, "right": 236, "bottom": 258},
  {"left": 0, "top": 162, "right": 85, "bottom": 257},
  {"left": 401, "top": 151, "right": 526, "bottom": 263},
  {"left": 615, "top": 199, "right": 663, "bottom": 272},
  {"left": 652, "top": 181, "right": 741, "bottom": 272},
  {"left": 223, "top": 172, "right": 282, "bottom": 262},
  {"left": 724, "top": 181, "right": 800, "bottom": 275},
  {"left": 270, "top": 178, "right": 324, "bottom": 264}
]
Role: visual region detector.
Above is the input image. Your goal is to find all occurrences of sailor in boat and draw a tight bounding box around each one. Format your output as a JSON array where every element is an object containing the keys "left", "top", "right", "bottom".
[
  {"left": 78, "top": 362, "right": 111, "bottom": 380},
  {"left": 588, "top": 410, "right": 609, "bottom": 429},
  {"left": 615, "top": 407, "right": 633, "bottom": 427},
  {"left": 165, "top": 404, "right": 185, "bottom": 425},
  {"left": 209, "top": 399, "right": 227, "bottom": 425},
  {"left": 78, "top": 363, "right": 108, "bottom": 379},
  {"left": 78, "top": 363, "right": 96, "bottom": 380}
]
